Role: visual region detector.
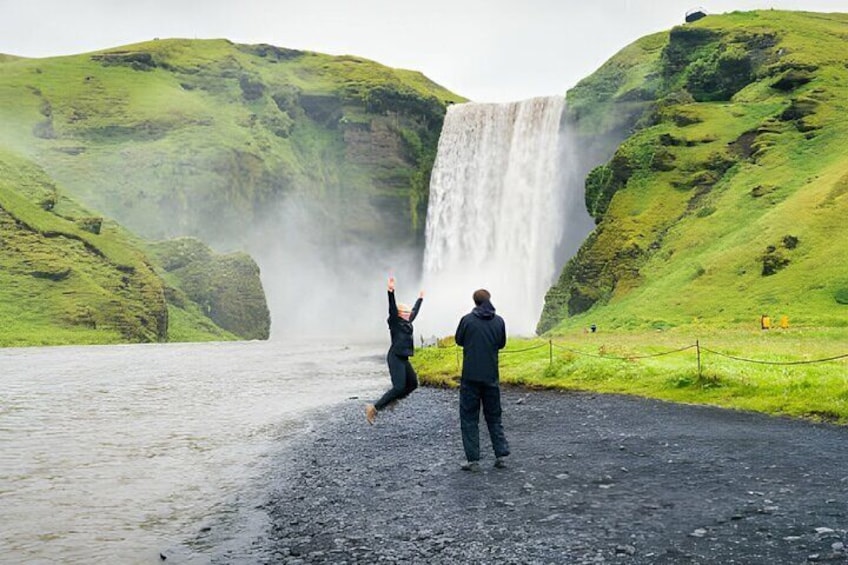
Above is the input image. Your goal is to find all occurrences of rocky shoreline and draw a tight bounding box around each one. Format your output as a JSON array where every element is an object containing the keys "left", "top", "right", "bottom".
[{"left": 236, "top": 387, "right": 847, "bottom": 564}]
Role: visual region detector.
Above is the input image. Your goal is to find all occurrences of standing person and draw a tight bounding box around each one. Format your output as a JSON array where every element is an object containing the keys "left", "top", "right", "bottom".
[
  {"left": 455, "top": 289, "right": 509, "bottom": 471},
  {"left": 365, "top": 277, "right": 424, "bottom": 425}
]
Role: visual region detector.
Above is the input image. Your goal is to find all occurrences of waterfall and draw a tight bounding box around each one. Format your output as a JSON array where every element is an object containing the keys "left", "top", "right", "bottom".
[{"left": 420, "top": 96, "right": 575, "bottom": 337}]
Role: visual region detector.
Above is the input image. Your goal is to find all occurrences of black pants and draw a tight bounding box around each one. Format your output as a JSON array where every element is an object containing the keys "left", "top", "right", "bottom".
[
  {"left": 375, "top": 352, "right": 418, "bottom": 410},
  {"left": 459, "top": 380, "right": 510, "bottom": 462}
]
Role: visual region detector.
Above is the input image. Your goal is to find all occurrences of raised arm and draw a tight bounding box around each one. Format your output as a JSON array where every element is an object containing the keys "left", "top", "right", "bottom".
[
  {"left": 387, "top": 277, "right": 398, "bottom": 317},
  {"left": 409, "top": 290, "right": 424, "bottom": 322}
]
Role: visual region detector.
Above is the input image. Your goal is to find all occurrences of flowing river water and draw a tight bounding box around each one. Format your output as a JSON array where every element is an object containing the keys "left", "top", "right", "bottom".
[{"left": 0, "top": 340, "right": 387, "bottom": 564}]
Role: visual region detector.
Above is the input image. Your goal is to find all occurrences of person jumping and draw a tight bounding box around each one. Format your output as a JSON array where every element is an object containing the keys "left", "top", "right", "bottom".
[{"left": 366, "top": 277, "right": 424, "bottom": 424}]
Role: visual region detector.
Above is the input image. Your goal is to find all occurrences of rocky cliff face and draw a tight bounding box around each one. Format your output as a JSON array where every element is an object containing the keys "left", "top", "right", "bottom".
[{"left": 150, "top": 238, "right": 270, "bottom": 341}]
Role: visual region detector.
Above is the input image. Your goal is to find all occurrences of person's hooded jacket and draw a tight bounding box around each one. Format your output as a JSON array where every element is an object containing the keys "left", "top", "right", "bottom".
[
  {"left": 387, "top": 290, "right": 422, "bottom": 357},
  {"left": 455, "top": 300, "right": 506, "bottom": 384}
]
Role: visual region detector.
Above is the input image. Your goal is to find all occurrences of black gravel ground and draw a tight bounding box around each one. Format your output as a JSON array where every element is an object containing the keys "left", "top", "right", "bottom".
[{"left": 250, "top": 387, "right": 847, "bottom": 564}]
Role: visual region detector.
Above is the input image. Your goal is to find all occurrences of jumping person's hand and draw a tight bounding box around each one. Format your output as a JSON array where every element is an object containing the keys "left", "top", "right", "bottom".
[
  {"left": 419, "top": 290, "right": 425, "bottom": 299},
  {"left": 388, "top": 276, "right": 396, "bottom": 292}
]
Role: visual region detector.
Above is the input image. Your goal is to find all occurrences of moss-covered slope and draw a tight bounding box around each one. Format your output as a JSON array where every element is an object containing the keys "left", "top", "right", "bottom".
[
  {"left": 0, "top": 148, "right": 170, "bottom": 345},
  {"left": 150, "top": 237, "right": 270, "bottom": 340},
  {"left": 0, "top": 147, "right": 267, "bottom": 345},
  {"left": 540, "top": 10, "right": 848, "bottom": 333},
  {"left": 0, "top": 39, "right": 464, "bottom": 249},
  {"left": 0, "top": 39, "right": 461, "bottom": 345}
]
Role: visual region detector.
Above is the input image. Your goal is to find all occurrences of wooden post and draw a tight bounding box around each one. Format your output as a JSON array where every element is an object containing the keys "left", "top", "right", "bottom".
[{"left": 696, "top": 339, "right": 702, "bottom": 379}]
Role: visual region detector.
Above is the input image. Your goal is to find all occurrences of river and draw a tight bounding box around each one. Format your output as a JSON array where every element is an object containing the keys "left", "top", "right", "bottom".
[{"left": 0, "top": 340, "right": 387, "bottom": 564}]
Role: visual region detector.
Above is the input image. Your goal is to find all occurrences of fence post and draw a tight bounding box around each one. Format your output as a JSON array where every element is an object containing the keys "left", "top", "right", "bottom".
[
  {"left": 696, "top": 339, "right": 701, "bottom": 378},
  {"left": 549, "top": 339, "right": 553, "bottom": 366}
]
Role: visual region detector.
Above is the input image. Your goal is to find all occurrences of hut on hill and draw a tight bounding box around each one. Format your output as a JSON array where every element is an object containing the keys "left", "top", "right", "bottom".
[{"left": 685, "top": 7, "right": 707, "bottom": 23}]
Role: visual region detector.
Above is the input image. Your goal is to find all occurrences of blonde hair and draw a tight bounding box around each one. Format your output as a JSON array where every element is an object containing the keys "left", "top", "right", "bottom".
[{"left": 397, "top": 303, "right": 411, "bottom": 313}]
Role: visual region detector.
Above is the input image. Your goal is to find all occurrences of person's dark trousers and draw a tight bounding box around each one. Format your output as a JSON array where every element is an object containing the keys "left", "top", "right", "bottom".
[
  {"left": 459, "top": 380, "right": 510, "bottom": 462},
  {"left": 375, "top": 352, "right": 418, "bottom": 410}
]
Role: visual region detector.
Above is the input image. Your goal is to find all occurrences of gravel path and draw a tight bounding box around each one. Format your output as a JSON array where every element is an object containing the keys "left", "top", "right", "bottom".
[{"left": 247, "top": 387, "right": 847, "bottom": 564}]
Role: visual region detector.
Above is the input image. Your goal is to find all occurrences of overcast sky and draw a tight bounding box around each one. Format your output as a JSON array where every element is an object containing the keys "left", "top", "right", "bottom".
[{"left": 3, "top": 1, "right": 848, "bottom": 102}]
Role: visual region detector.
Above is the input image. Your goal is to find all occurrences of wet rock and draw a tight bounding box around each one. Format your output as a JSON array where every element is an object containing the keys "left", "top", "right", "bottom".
[
  {"left": 615, "top": 544, "right": 637, "bottom": 555},
  {"left": 538, "top": 513, "right": 561, "bottom": 523}
]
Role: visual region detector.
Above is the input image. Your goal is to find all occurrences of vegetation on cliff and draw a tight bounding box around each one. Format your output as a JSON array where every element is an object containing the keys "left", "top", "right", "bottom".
[
  {"left": 0, "top": 147, "right": 170, "bottom": 345},
  {"left": 540, "top": 10, "right": 848, "bottom": 334},
  {"left": 0, "top": 146, "right": 268, "bottom": 346},
  {"left": 149, "top": 237, "right": 270, "bottom": 340},
  {"left": 0, "top": 39, "right": 464, "bottom": 250},
  {"left": 0, "top": 39, "right": 462, "bottom": 345}
]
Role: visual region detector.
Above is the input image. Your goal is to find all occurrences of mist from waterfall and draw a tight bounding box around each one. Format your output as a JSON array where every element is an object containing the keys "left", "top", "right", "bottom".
[{"left": 421, "top": 96, "right": 584, "bottom": 337}]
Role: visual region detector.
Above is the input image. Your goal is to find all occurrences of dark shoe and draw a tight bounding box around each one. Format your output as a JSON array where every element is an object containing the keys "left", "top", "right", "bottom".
[
  {"left": 461, "top": 461, "right": 481, "bottom": 472},
  {"left": 494, "top": 457, "right": 507, "bottom": 469}
]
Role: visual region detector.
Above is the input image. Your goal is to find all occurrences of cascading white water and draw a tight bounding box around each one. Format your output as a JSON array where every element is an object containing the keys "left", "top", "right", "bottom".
[{"left": 421, "top": 96, "right": 571, "bottom": 336}]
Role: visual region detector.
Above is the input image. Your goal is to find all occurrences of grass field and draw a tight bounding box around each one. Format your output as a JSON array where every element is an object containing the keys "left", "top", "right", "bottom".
[{"left": 413, "top": 326, "right": 848, "bottom": 424}]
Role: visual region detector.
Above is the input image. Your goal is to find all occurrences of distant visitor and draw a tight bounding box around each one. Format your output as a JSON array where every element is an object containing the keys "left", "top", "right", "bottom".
[{"left": 366, "top": 277, "right": 424, "bottom": 424}]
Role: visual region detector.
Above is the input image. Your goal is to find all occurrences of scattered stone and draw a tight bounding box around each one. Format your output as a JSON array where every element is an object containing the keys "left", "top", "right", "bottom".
[
  {"left": 615, "top": 544, "right": 637, "bottom": 555},
  {"left": 538, "top": 513, "right": 561, "bottom": 523},
  {"left": 252, "top": 388, "right": 848, "bottom": 564}
]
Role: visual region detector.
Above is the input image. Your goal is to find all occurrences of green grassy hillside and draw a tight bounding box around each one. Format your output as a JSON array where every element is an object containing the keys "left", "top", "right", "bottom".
[
  {"left": 0, "top": 38, "right": 461, "bottom": 346},
  {"left": 0, "top": 147, "right": 170, "bottom": 345},
  {"left": 0, "top": 39, "right": 464, "bottom": 249},
  {"left": 540, "top": 10, "right": 848, "bottom": 333},
  {"left": 0, "top": 146, "right": 265, "bottom": 346}
]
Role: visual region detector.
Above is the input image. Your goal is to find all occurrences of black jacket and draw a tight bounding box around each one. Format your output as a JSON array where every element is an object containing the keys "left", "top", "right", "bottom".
[
  {"left": 455, "top": 300, "right": 506, "bottom": 384},
  {"left": 387, "top": 290, "right": 422, "bottom": 357}
]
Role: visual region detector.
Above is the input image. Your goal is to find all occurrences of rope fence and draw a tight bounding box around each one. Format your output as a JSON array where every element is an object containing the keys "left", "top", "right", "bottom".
[
  {"left": 429, "top": 339, "right": 848, "bottom": 378},
  {"left": 699, "top": 347, "right": 848, "bottom": 366},
  {"left": 551, "top": 342, "right": 697, "bottom": 360}
]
